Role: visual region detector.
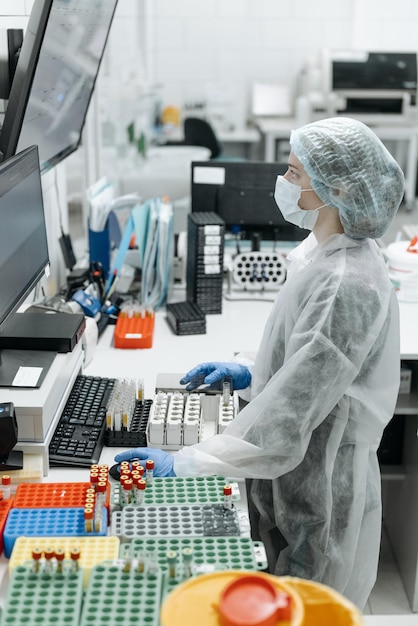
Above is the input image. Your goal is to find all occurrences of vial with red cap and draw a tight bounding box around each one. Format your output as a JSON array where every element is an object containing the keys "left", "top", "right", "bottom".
[
  {"left": 2, "top": 475, "right": 11, "bottom": 500},
  {"left": 223, "top": 484, "right": 233, "bottom": 511},
  {"left": 146, "top": 459, "right": 154, "bottom": 484}
]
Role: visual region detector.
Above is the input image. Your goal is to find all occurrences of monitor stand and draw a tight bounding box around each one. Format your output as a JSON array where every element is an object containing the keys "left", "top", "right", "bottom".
[{"left": 0, "top": 349, "right": 57, "bottom": 388}]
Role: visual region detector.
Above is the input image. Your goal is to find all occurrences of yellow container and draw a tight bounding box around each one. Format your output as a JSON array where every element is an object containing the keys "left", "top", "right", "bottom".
[
  {"left": 160, "top": 571, "right": 363, "bottom": 626},
  {"left": 282, "top": 577, "right": 363, "bottom": 625},
  {"left": 160, "top": 570, "right": 304, "bottom": 626}
]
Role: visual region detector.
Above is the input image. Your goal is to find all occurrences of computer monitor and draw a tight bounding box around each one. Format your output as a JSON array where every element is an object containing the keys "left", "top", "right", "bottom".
[
  {"left": 0, "top": 0, "right": 119, "bottom": 171},
  {"left": 191, "top": 161, "right": 309, "bottom": 244},
  {"left": 0, "top": 145, "right": 56, "bottom": 387}
]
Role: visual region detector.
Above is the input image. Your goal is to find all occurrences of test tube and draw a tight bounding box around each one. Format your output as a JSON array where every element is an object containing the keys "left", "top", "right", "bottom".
[
  {"left": 55, "top": 548, "right": 65, "bottom": 574},
  {"left": 1, "top": 475, "right": 11, "bottom": 500},
  {"left": 44, "top": 546, "right": 54, "bottom": 575},
  {"left": 70, "top": 547, "right": 81, "bottom": 573},
  {"left": 182, "top": 547, "right": 194, "bottom": 578},
  {"left": 122, "top": 479, "right": 133, "bottom": 505},
  {"left": 223, "top": 484, "right": 233, "bottom": 510},
  {"left": 222, "top": 381, "right": 231, "bottom": 406},
  {"left": 134, "top": 478, "right": 146, "bottom": 504},
  {"left": 84, "top": 506, "right": 94, "bottom": 533},
  {"left": 31, "top": 547, "right": 42, "bottom": 573},
  {"left": 166, "top": 550, "right": 178, "bottom": 579},
  {"left": 136, "top": 550, "right": 145, "bottom": 573},
  {"left": 137, "top": 378, "right": 144, "bottom": 402},
  {"left": 145, "top": 459, "right": 154, "bottom": 485}
]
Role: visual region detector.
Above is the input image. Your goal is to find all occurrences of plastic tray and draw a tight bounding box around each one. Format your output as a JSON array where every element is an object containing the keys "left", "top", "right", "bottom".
[
  {"left": 80, "top": 562, "right": 163, "bottom": 626},
  {"left": 104, "top": 399, "right": 152, "bottom": 447},
  {"left": 111, "top": 475, "right": 237, "bottom": 508},
  {"left": 2, "top": 561, "right": 84, "bottom": 626},
  {"left": 111, "top": 503, "right": 241, "bottom": 542},
  {"left": 9, "top": 536, "right": 120, "bottom": 589},
  {"left": 3, "top": 507, "right": 108, "bottom": 558},
  {"left": 120, "top": 536, "right": 268, "bottom": 595},
  {"left": 0, "top": 497, "right": 13, "bottom": 555},
  {"left": 114, "top": 312, "right": 155, "bottom": 349},
  {"left": 13, "top": 481, "right": 111, "bottom": 513}
]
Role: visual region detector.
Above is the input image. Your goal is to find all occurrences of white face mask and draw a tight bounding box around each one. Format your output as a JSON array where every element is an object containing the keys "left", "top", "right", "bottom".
[{"left": 274, "top": 175, "right": 324, "bottom": 231}]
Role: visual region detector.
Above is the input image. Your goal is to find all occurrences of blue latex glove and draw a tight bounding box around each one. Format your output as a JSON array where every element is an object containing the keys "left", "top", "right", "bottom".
[
  {"left": 114, "top": 447, "right": 176, "bottom": 477},
  {"left": 179, "top": 361, "right": 251, "bottom": 391}
]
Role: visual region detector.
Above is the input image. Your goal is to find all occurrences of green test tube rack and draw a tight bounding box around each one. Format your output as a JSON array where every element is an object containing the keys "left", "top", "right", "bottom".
[
  {"left": 111, "top": 475, "right": 238, "bottom": 507},
  {"left": 80, "top": 562, "right": 164, "bottom": 626},
  {"left": 120, "top": 535, "right": 268, "bottom": 597},
  {"left": 2, "top": 561, "right": 84, "bottom": 626}
]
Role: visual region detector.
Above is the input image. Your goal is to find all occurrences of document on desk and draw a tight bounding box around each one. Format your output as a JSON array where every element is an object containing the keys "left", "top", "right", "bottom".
[{"left": 12, "top": 367, "right": 43, "bottom": 388}]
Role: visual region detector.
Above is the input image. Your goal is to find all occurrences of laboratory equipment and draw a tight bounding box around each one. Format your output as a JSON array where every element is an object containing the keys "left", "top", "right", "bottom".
[
  {"left": 165, "top": 301, "right": 206, "bottom": 335},
  {"left": 0, "top": 0, "right": 119, "bottom": 170},
  {"left": 186, "top": 211, "right": 225, "bottom": 314},
  {"left": 147, "top": 375, "right": 239, "bottom": 450}
]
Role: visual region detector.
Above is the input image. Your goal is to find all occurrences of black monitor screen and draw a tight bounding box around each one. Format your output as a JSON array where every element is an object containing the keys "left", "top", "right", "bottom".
[
  {"left": 191, "top": 161, "right": 309, "bottom": 242},
  {"left": 0, "top": 146, "right": 49, "bottom": 330},
  {"left": 0, "top": 0, "right": 118, "bottom": 171}
]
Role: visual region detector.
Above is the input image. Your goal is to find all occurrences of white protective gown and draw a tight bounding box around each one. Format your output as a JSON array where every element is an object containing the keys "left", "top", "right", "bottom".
[{"left": 174, "top": 232, "right": 400, "bottom": 609}]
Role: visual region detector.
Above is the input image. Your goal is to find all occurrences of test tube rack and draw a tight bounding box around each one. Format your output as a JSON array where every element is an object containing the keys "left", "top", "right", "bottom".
[
  {"left": 186, "top": 211, "right": 225, "bottom": 314},
  {"left": 2, "top": 561, "right": 84, "bottom": 626},
  {"left": 3, "top": 507, "right": 108, "bottom": 558},
  {"left": 104, "top": 399, "right": 152, "bottom": 447},
  {"left": 0, "top": 497, "right": 13, "bottom": 555},
  {"left": 120, "top": 535, "right": 268, "bottom": 595},
  {"left": 114, "top": 310, "right": 155, "bottom": 349},
  {"left": 81, "top": 562, "right": 164, "bottom": 626},
  {"left": 13, "top": 481, "right": 109, "bottom": 509},
  {"left": 229, "top": 250, "right": 287, "bottom": 291},
  {"left": 111, "top": 503, "right": 241, "bottom": 543},
  {"left": 9, "top": 536, "right": 120, "bottom": 588},
  {"left": 147, "top": 389, "right": 238, "bottom": 449},
  {"left": 111, "top": 475, "right": 239, "bottom": 508}
]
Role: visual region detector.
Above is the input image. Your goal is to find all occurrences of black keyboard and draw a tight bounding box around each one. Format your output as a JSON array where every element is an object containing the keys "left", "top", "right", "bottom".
[{"left": 49, "top": 375, "right": 116, "bottom": 468}]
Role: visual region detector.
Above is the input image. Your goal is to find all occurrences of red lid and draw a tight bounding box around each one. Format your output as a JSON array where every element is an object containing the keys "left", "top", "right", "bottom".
[
  {"left": 223, "top": 485, "right": 232, "bottom": 496},
  {"left": 146, "top": 459, "right": 155, "bottom": 470},
  {"left": 44, "top": 547, "right": 54, "bottom": 560},
  {"left": 218, "top": 575, "right": 291, "bottom": 626},
  {"left": 137, "top": 478, "right": 147, "bottom": 490},
  {"left": 2, "top": 475, "right": 10, "bottom": 486},
  {"left": 55, "top": 549, "right": 65, "bottom": 561},
  {"left": 123, "top": 479, "right": 133, "bottom": 491},
  {"left": 97, "top": 481, "right": 107, "bottom": 493},
  {"left": 32, "top": 548, "right": 43, "bottom": 560}
]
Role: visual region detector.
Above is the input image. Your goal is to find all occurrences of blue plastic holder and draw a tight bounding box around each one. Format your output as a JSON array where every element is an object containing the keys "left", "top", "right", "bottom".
[{"left": 3, "top": 507, "right": 108, "bottom": 558}]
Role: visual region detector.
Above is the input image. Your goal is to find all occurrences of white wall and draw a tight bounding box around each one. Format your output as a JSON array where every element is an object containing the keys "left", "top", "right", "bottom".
[{"left": 144, "top": 0, "right": 418, "bottom": 129}]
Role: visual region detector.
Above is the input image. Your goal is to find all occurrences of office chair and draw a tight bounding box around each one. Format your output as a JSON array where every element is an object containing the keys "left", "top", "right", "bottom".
[{"left": 183, "top": 117, "right": 222, "bottom": 159}]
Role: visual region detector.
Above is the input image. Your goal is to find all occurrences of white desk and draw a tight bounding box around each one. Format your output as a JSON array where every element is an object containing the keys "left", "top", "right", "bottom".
[{"left": 256, "top": 116, "right": 418, "bottom": 209}]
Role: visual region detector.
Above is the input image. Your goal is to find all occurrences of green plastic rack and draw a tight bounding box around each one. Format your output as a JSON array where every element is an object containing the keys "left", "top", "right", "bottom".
[
  {"left": 80, "top": 562, "right": 164, "bottom": 626},
  {"left": 120, "top": 535, "right": 268, "bottom": 596},
  {"left": 2, "top": 561, "right": 84, "bottom": 626},
  {"left": 111, "top": 475, "right": 238, "bottom": 507}
]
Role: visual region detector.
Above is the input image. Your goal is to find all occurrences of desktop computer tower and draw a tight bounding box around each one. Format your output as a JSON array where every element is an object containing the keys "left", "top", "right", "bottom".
[{"left": 186, "top": 212, "right": 225, "bottom": 314}]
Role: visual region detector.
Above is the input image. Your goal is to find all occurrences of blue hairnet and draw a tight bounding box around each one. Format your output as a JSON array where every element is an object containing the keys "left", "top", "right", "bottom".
[{"left": 290, "top": 117, "right": 405, "bottom": 239}]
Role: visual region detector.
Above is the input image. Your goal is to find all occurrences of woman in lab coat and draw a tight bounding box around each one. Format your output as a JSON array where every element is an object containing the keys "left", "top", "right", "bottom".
[{"left": 115, "top": 117, "right": 404, "bottom": 609}]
